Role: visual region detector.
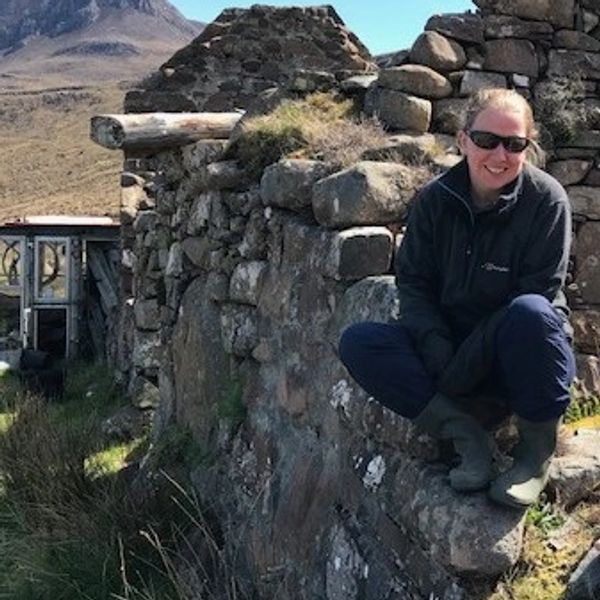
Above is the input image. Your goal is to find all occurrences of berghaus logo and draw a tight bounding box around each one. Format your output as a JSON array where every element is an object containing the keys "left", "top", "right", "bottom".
[{"left": 481, "top": 262, "right": 510, "bottom": 273}]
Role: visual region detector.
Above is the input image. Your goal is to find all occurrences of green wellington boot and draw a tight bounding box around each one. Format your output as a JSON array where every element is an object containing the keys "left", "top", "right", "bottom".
[
  {"left": 414, "top": 392, "right": 493, "bottom": 492},
  {"left": 488, "top": 417, "right": 560, "bottom": 508}
]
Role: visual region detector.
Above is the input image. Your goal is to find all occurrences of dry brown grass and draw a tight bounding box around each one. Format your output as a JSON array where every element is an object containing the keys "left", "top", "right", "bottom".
[
  {"left": 0, "top": 84, "right": 123, "bottom": 222},
  {"left": 235, "top": 92, "right": 389, "bottom": 176}
]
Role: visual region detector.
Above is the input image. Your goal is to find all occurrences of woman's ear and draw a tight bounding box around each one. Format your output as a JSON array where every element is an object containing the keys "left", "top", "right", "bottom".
[{"left": 457, "top": 130, "right": 467, "bottom": 155}]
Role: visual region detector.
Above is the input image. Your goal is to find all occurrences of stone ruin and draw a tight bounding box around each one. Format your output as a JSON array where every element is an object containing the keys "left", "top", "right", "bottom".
[
  {"left": 124, "top": 4, "right": 374, "bottom": 113},
  {"left": 92, "top": 2, "right": 600, "bottom": 599}
]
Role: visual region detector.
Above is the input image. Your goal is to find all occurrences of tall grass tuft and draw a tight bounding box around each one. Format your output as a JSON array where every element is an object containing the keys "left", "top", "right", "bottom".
[
  {"left": 234, "top": 91, "right": 388, "bottom": 176},
  {"left": 0, "top": 363, "right": 254, "bottom": 600},
  {"left": 0, "top": 365, "right": 163, "bottom": 599}
]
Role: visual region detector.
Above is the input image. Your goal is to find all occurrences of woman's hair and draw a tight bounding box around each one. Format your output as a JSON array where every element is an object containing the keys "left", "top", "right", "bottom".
[
  {"left": 463, "top": 88, "right": 537, "bottom": 138},
  {"left": 462, "top": 88, "right": 545, "bottom": 166}
]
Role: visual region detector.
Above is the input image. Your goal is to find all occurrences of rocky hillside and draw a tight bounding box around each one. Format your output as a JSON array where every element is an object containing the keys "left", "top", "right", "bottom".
[{"left": 0, "top": 0, "right": 203, "bottom": 89}]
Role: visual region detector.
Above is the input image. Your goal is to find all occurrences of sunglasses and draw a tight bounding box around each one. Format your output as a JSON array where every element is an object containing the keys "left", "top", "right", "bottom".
[{"left": 467, "top": 130, "right": 530, "bottom": 153}]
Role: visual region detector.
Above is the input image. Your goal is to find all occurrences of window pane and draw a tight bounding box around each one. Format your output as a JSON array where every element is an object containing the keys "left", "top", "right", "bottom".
[
  {"left": 37, "top": 241, "right": 67, "bottom": 300},
  {"left": 0, "top": 238, "right": 21, "bottom": 288}
]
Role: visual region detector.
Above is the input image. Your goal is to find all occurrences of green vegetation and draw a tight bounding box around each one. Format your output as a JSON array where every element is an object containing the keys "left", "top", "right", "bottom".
[
  {"left": 525, "top": 498, "right": 565, "bottom": 534},
  {"left": 145, "top": 423, "right": 213, "bottom": 472},
  {"left": 217, "top": 377, "right": 246, "bottom": 430},
  {"left": 0, "top": 364, "right": 169, "bottom": 599},
  {"left": 0, "top": 362, "right": 251, "bottom": 600},
  {"left": 565, "top": 381, "right": 600, "bottom": 425},
  {"left": 485, "top": 489, "right": 598, "bottom": 600},
  {"left": 233, "top": 91, "right": 387, "bottom": 176}
]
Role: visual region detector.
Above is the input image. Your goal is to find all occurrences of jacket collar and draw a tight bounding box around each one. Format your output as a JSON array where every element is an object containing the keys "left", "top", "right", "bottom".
[{"left": 436, "top": 159, "right": 524, "bottom": 221}]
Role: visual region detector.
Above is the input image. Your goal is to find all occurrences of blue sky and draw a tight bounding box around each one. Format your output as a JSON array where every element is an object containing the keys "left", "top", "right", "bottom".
[{"left": 170, "top": 1, "right": 476, "bottom": 55}]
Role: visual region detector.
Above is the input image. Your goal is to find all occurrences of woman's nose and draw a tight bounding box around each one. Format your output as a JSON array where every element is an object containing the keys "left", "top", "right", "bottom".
[{"left": 490, "top": 143, "right": 508, "bottom": 159}]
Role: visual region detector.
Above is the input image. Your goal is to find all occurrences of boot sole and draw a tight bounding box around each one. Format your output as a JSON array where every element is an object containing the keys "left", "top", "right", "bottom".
[{"left": 487, "top": 487, "right": 532, "bottom": 509}]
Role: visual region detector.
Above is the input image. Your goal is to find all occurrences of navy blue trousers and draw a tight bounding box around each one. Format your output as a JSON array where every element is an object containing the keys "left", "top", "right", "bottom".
[{"left": 338, "top": 294, "right": 576, "bottom": 423}]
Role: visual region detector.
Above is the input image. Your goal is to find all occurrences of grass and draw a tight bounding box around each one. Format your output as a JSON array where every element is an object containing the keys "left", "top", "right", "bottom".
[
  {"left": 0, "top": 84, "right": 122, "bottom": 222},
  {"left": 233, "top": 91, "right": 388, "bottom": 177},
  {"left": 525, "top": 499, "right": 565, "bottom": 535},
  {"left": 484, "top": 491, "right": 598, "bottom": 600},
  {"left": 0, "top": 363, "right": 168, "bottom": 600},
  {"left": 565, "top": 382, "right": 600, "bottom": 425},
  {"left": 0, "top": 362, "right": 252, "bottom": 600}
]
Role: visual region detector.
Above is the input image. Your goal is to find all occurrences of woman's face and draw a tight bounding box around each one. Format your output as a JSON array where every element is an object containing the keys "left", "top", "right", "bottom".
[{"left": 458, "top": 107, "right": 529, "bottom": 202}]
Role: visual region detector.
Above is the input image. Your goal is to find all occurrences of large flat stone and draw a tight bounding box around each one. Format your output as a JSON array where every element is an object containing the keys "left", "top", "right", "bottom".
[
  {"left": 483, "top": 14, "right": 554, "bottom": 40},
  {"left": 483, "top": 39, "right": 538, "bottom": 78},
  {"left": 459, "top": 70, "right": 507, "bottom": 96},
  {"left": 425, "top": 12, "right": 484, "bottom": 44},
  {"left": 554, "top": 30, "right": 600, "bottom": 52},
  {"left": 575, "top": 222, "right": 600, "bottom": 303},
  {"left": 172, "top": 276, "right": 231, "bottom": 443},
  {"left": 312, "top": 161, "right": 425, "bottom": 228},
  {"left": 549, "top": 429, "right": 600, "bottom": 506},
  {"left": 567, "top": 186, "right": 600, "bottom": 219},
  {"left": 474, "top": 0, "right": 575, "bottom": 28},
  {"left": 548, "top": 50, "right": 600, "bottom": 79},
  {"left": 282, "top": 221, "right": 394, "bottom": 281},
  {"left": 369, "top": 451, "right": 525, "bottom": 576},
  {"left": 361, "top": 132, "right": 458, "bottom": 164},
  {"left": 260, "top": 159, "right": 330, "bottom": 212},
  {"left": 366, "top": 87, "right": 432, "bottom": 132},
  {"left": 378, "top": 65, "right": 452, "bottom": 99},
  {"left": 548, "top": 160, "right": 591, "bottom": 186},
  {"left": 325, "top": 227, "right": 394, "bottom": 281},
  {"left": 410, "top": 31, "right": 467, "bottom": 72}
]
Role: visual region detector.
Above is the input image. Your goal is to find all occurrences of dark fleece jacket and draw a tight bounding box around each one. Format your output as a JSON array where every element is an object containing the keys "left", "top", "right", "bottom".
[{"left": 394, "top": 159, "right": 572, "bottom": 397}]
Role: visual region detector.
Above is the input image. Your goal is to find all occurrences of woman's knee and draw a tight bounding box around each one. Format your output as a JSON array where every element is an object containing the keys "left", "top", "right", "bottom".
[
  {"left": 507, "top": 293, "right": 552, "bottom": 316},
  {"left": 502, "top": 294, "right": 560, "bottom": 332},
  {"left": 338, "top": 322, "right": 378, "bottom": 367},
  {"left": 338, "top": 321, "right": 411, "bottom": 370}
]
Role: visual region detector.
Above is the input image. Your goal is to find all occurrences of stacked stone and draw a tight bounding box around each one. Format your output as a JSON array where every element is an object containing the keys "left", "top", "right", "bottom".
[
  {"left": 365, "top": 0, "right": 600, "bottom": 395},
  {"left": 124, "top": 4, "right": 375, "bottom": 113}
]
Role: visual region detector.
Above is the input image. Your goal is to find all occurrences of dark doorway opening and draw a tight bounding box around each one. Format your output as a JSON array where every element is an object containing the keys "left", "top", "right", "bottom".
[{"left": 36, "top": 308, "right": 67, "bottom": 359}]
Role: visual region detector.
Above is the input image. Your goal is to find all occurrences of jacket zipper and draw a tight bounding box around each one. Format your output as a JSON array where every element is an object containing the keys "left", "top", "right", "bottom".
[{"left": 437, "top": 182, "right": 475, "bottom": 257}]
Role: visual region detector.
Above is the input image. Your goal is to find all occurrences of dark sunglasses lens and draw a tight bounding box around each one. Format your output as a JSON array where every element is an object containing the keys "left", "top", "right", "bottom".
[
  {"left": 470, "top": 131, "right": 500, "bottom": 149},
  {"left": 504, "top": 137, "right": 529, "bottom": 152}
]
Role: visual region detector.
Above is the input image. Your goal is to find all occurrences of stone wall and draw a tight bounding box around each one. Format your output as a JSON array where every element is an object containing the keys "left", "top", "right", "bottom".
[{"left": 106, "top": 2, "right": 600, "bottom": 598}]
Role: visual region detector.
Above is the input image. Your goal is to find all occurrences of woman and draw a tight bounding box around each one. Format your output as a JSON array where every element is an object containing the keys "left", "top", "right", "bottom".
[{"left": 339, "top": 88, "right": 575, "bottom": 509}]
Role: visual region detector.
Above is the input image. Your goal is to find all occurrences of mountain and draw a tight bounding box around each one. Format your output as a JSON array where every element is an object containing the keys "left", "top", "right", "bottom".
[
  {"left": 0, "top": 0, "right": 203, "bottom": 221},
  {"left": 0, "top": 0, "right": 203, "bottom": 89}
]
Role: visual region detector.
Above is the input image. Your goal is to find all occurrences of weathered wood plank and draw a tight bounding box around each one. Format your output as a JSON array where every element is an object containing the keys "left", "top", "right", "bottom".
[
  {"left": 90, "top": 112, "right": 243, "bottom": 150},
  {"left": 87, "top": 246, "right": 118, "bottom": 312}
]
